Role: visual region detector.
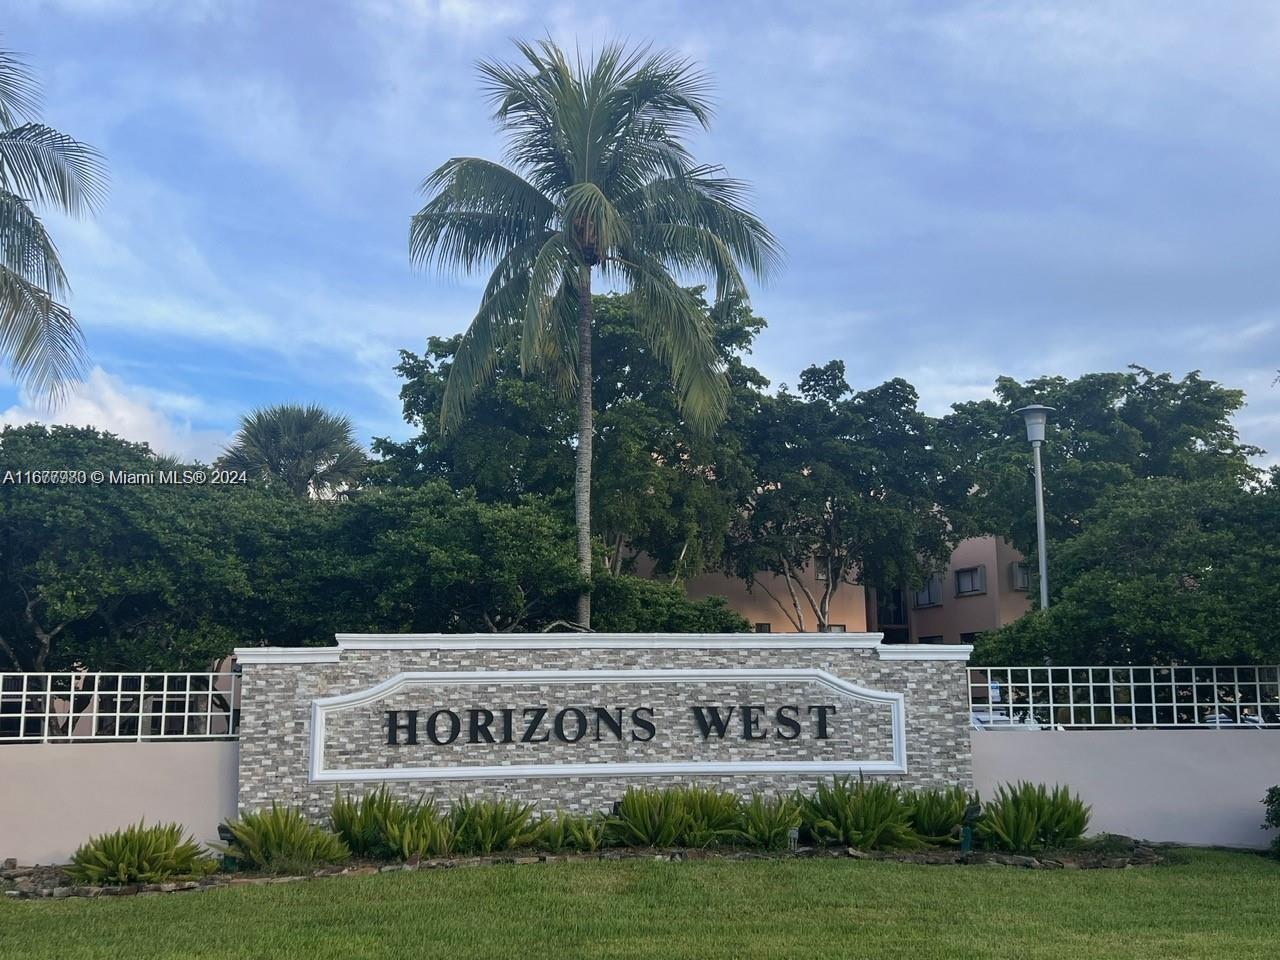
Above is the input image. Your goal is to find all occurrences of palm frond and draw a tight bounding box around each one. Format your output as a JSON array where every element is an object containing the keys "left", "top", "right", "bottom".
[
  {"left": 0, "top": 189, "right": 67, "bottom": 295},
  {"left": 518, "top": 232, "right": 577, "bottom": 378},
  {"left": 0, "top": 264, "right": 86, "bottom": 402},
  {"left": 410, "top": 157, "right": 555, "bottom": 274},
  {"left": 610, "top": 252, "right": 729, "bottom": 436},
  {"left": 0, "top": 49, "right": 39, "bottom": 130},
  {"left": 0, "top": 123, "right": 107, "bottom": 217}
]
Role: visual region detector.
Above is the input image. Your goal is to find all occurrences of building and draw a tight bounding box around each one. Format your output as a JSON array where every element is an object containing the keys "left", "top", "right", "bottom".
[{"left": 683, "top": 535, "right": 1032, "bottom": 643}]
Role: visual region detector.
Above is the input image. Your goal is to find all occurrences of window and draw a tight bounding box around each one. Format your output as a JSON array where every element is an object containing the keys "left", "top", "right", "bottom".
[
  {"left": 913, "top": 574, "right": 943, "bottom": 608},
  {"left": 960, "top": 631, "right": 984, "bottom": 645},
  {"left": 1010, "top": 562, "right": 1031, "bottom": 592},
  {"left": 955, "top": 566, "right": 986, "bottom": 597},
  {"left": 918, "top": 635, "right": 944, "bottom": 644},
  {"left": 754, "top": 622, "right": 772, "bottom": 634}
]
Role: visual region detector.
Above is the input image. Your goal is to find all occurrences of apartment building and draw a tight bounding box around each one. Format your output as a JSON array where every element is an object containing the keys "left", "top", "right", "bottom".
[{"left": 683, "top": 535, "right": 1032, "bottom": 643}]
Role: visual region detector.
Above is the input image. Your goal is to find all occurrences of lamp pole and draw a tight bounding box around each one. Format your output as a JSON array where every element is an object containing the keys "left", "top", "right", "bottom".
[{"left": 1014, "top": 405, "right": 1054, "bottom": 610}]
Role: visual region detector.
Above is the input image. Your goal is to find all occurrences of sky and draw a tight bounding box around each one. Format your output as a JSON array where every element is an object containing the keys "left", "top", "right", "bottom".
[{"left": 3, "top": 0, "right": 1279, "bottom": 464}]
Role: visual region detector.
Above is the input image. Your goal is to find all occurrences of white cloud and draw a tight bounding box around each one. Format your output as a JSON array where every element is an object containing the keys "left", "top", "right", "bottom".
[{"left": 2, "top": 367, "right": 230, "bottom": 463}]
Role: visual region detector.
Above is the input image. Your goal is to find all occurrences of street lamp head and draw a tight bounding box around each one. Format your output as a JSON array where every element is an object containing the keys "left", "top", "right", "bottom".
[{"left": 1014, "top": 404, "right": 1055, "bottom": 445}]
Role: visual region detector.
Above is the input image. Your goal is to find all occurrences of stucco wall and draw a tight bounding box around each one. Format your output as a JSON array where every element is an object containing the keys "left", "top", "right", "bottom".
[
  {"left": 972, "top": 730, "right": 1279, "bottom": 848},
  {"left": 0, "top": 741, "right": 239, "bottom": 866},
  {"left": 237, "top": 635, "right": 972, "bottom": 817}
]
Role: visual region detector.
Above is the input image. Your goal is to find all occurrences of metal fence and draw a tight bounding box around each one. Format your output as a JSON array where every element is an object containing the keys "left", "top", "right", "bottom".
[
  {"left": 0, "top": 672, "right": 239, "bottom": 742},
  {"left": 970, "top": 665, "right": 1280, "bottom": 729}
]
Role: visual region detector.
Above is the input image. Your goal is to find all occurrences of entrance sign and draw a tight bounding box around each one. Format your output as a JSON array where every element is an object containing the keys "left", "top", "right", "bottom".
[
  {"left": 309, "top": 667, "right": 907, "bottom": 782},
  {"left": 234, "top": 634, "right": 972, "bottom": 816}
]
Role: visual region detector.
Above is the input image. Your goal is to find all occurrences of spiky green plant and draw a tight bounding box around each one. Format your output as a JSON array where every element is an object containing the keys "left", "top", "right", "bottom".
[
  {"left": 677, "top": 786, "right": 745, "bottom": 847},
  {"left": 978, "top": 782, "right": 1091, "bottom": 852},
  {"left": 909, "top": 786, "right": 972, "bottom": 845},
  {"left": 67, "top": 821, "right": 214, "bottom": 885},
  {"left": 607, "top": 787, "right": 690, "bottom": 848},
  {"left": 740, "top": 793, "right": 801, "bottom": 850},
  {"left": 376, "top": 800, "right": 454, "bottom": 861},
  {"left": 0, "top": 46, "right": 107, "bottom": 401},
  {"left": 329, "top": 786, "right": 401, "bottom": 858},
  {"left": 799, "top": 776, "right": 919, "bottom": 851},
  {"left": 449, "top": 797, "right": 538, "bottom": 855},
  {"left": 409, "top": 39, "right": 780, "bottom": 627},
  {"left": 219, "top": 804, "right": 350, "bottom": 874},
  {"left": 535, "top": 811, "right": 608, "bottom": 853}
]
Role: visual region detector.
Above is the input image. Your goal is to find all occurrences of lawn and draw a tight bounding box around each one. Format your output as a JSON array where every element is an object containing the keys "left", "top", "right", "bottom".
[{"left": 1, "top": 850, "right": 1275, "bottom": 959}]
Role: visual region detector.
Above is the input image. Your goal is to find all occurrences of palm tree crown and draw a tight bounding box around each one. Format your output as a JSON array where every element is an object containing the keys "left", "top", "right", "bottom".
[
  {"left": 0, "top": 47, "right": 106, "bottom": 401},
  {"left": 218, "top": 404, "right": 367, "bottom": 499},
  {"left": 409, "top": 39, "right": 780, "bottom": 626}
]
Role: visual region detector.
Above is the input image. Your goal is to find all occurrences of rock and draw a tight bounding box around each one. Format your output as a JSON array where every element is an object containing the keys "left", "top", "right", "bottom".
[
  {"left": 2, "top": 858, "right": 16, "bottom": 870},
  {"left": 845, "top": 847, "right": 871, "bottom": 859},
  {"left": 51, "top": 887, "right": 72, "bottom": 898},
  {"left": 513, "top": 857, "right": 539, "bottom": 865},
  {"left": 4, "top": 890, "right": 23, "bottom": 899}
]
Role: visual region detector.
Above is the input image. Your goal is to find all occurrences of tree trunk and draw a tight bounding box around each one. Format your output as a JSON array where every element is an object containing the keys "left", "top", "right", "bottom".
[{"left": 574, "top": 266, "right": 594, "bottom": 628}]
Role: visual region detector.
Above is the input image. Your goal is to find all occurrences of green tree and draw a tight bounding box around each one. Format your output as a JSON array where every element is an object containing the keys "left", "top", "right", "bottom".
[
  {"left": 0, "top": 425, "right": 279, "bottom": 670},
  {"left": 0, "top": 47, "right": 106, "bottom": 399},
  {"left": 408, "top": 39, "right": 780, "bottom": 627},
  {"left": 373, "top": 290, "right": 766, "bottom": 581},
  {"left": 941, "top": 367, "right": 1260, "bottom": 559},
  {"left": 218, "top": 404, "right": 367, "bottom": 499},
  {"left": 974, "top": 474, "right": 1280, "bottom": 665},
  {"left": 726, "top": 363, "right": 969, "bottom": 631}
]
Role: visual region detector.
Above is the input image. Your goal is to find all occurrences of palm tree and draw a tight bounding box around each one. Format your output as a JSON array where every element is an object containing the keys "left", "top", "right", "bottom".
[
  {"left": 0, "top": 47, "right": 106, "bottom": 401},
  {"left": 409, "top": 40, "right": 780, "bottom": 628},
  {"left": 218, "top": 404, "right": 367, "bottom": 499}
]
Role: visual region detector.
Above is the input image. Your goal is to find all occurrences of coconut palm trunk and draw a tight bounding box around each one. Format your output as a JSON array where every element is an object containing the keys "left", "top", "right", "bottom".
[{"left": 574, "top": 265, "right": 594, "bottom": 625}]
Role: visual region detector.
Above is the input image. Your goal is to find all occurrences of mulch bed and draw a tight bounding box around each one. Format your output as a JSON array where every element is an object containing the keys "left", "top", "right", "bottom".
[{"left": 0, "top": 837, "right": 1166, "bottom": 901}]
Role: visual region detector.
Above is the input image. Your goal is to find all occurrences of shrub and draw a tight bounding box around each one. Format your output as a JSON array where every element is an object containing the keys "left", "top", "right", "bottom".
[
  {"left": 449, "top": 798, "right": 538, "bottom": 855},
  {"left": 909, "top": 786, "right": 972, "bottom": 845},
  {"left": 978, "top": 782, "right": 1091, "bottom": 852},
  {"left": 1263, "top": 786, "right": 1280, "bottom": 857},
  {"left": 67, "top": 821, "right": 215, "bottom": 885},
  {"left": 799, "top": 777, "right": 918, "bottom": 850},
  {"left": 329, "top": 787, "right": 400, "bottom": 858},
  {"left": 608, "top": 787, "right": 691, "bottom": 848},
  {"left": 377, "top": 800, "right": 454, "bottom": 861},
  {"left": 220, "top": 804, "right": 350, "bottom": 874},
  {"left": 740, "top": 794, "right": 801, "bottom": 850},
  {"left": 535, "top": 812, "right": 607, "bottom": 853},
  {"left": 677, "top": 787, "right": 745, "bottom": 847}
]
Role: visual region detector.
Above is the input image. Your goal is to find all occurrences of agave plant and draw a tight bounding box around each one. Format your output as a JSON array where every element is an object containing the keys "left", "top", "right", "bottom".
[
  {"left": 740, "top": 793, "right": 801, "bottom": 850},
  {"left": 978, "top": 782, "right": 1091, "bottom": 852},
  {"left": 909, "top": 786, "right": 973, "bottom": 846},
  {"left": 67, "top": 821, "right": 214, "bottom": 885},
  {"left": 219, "top": 804, "right": 350, "bottom": 874},
  {"left": 449, "top": 797, "right": 538, "bottom": 855},
  {"left": 676, "top": 786, "right": 746, "bottom": 848},
  {"left": 535, "top": 811, "right": 608, "bottom": 853},
  {"left": 607, "top": 787, "right": 691, "bottom": 848},
  {"left": 799, "top": 776, "right": 919, "bottom": 851}
]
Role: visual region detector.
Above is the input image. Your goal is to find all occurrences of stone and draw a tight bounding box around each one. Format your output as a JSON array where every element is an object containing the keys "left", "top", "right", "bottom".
[
  {"left": 845, "top": 847, "right": 871, "bottom": 859},
  {"left": 2, "top": 858, "right": 16, "bottom": 870},
  {"left": 51, "top": 887, "right": 72, "bottom": 898}
]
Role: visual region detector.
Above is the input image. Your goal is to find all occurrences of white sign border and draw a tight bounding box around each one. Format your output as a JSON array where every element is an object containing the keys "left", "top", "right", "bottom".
[{"left": 309, "top": 668, "right": 907, "bottom": 782}]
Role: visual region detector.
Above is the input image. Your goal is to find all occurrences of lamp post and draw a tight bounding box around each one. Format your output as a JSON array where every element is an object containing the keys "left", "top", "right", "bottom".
[{"left": 1013, "top": 405, "right": 1054, "bottom": 609}]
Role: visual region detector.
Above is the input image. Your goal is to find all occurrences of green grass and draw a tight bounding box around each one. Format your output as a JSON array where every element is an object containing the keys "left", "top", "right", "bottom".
[{"left": 1, "top": 850, "right": 1276, "bottom": 959}]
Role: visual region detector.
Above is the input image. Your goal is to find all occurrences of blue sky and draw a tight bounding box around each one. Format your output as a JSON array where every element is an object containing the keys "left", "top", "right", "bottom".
[{"left": 3, "top": 1, "right": 1278, "bottom": 463}]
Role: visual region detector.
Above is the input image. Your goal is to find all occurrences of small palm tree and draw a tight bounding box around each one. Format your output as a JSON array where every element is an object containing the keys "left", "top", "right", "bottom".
[
  {"left": 218, "top": 404, "right": 367, "bottom": 499},
  {"left": 410, "top": 40, "right": 780, "bottom": 627},
  {"left": 0, "top": 47, "right": 106, "bottom": 401}
]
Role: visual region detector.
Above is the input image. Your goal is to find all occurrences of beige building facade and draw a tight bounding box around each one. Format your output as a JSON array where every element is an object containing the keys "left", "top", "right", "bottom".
[{"left": 684, "top": 535, "right": 1032, "bottom": 644}]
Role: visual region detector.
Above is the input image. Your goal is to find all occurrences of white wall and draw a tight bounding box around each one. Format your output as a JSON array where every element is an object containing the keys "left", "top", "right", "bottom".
[
  {"left": 0, "top": 741, "right": 238, "bottom": 865},
  {"left": 972, "top": 730, "right": 1278, "bottom": 848}
]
